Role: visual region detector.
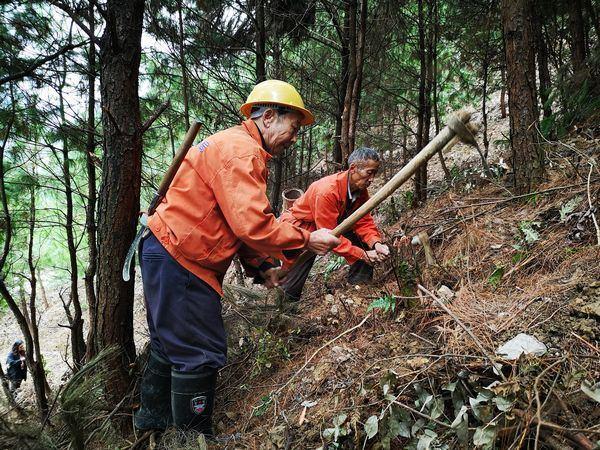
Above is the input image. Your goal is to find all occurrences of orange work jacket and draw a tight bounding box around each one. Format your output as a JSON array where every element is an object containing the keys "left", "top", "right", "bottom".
[
  {"left": 148, "top": 119, "right": 310, "bottom": 295},
  {"left": 279, "top": 170, "right": 381, "bottom": 265}
]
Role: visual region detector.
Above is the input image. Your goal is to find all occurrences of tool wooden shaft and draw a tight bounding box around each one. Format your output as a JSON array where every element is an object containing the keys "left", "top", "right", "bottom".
[
  {"left": 148, "top": 120, "right": 202, "bottom": 215},
  {"left": 332, "top": 109, "right": 471, "bottom": 236},
  {"left": 280, "top": 109, "right": 472, "bottom": 278}
]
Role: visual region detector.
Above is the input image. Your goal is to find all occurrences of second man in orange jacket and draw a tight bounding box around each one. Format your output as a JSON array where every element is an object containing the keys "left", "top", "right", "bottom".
[{"left": 279, "top": 147, "right": 390, "bottom": 301}]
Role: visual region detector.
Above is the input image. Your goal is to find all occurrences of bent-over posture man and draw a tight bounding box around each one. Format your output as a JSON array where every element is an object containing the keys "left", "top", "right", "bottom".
[
  {"left": 134, "top": 80, "right": 340, "bottom": 435},
  {"left": 279, "top": 147, "right": 390, "bottom": 301}
]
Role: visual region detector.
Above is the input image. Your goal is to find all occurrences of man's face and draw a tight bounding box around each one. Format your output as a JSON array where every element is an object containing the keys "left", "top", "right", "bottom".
[
  {"left": 349, "top": 159, "right": 380, "bottom": 191},
  {"left": 18, "top": 344, "right": 25, "bottom": 353},
  {"left": 262, "top": 110, "right": 302, "bottom": 156}
]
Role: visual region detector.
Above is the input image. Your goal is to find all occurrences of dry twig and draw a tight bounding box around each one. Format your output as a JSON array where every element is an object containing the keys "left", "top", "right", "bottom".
[{"left": 417, "top": 284, "right": 507, "bottom": 381}]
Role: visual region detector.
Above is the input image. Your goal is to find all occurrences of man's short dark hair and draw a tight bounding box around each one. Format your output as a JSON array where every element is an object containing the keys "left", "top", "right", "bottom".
[{"left": 348, "top": 147, "right": 381, "bottom": 166}]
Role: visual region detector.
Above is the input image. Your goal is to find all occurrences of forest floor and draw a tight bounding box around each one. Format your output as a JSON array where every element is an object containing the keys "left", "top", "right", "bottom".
[{"left": 1, "top": 91, "right": 599, "bottom": 449}]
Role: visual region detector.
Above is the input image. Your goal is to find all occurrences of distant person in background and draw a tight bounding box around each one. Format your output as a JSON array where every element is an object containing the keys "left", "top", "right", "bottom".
[{"left": 6, "top": 339, "right": 26, "bottom": 392}]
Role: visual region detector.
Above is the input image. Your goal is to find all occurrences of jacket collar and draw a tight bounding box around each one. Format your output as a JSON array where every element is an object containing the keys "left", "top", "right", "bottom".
[
  {"left": 242, "top": 119, "right": 272, "bottom": 161},
  {"left": 337, "top": 170, "right": 368, "bottom": 209}
]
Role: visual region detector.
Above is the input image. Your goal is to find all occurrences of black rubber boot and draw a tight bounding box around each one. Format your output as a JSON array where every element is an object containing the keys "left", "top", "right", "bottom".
[
  {"left": 134, "top": 351, "right": 173, "bottom": 430},
  {"left": 171, "top": 367, "right": 217, "bottom": 436},
  {"left": 347, "top": 260, "right": 374, "bottom": 284}
]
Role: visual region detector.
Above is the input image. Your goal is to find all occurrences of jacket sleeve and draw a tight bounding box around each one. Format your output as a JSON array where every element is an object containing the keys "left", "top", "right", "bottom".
[
  {"left": 211, "top": 155, "right": 310, "bottom": 260},
  {"left": 311, "top": 191, "right": 366, "bottom": 265},
  {"left": 237, "top": 244, "right": 280, "bottom": 283},
  {"left": 353, "top": 213, "right": 382, "bottom": 248}
]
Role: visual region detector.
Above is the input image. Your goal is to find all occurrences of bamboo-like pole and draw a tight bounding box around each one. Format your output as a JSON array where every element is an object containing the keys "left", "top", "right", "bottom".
[
  {"left": 332, "top": 109, "right": 472, "bottom": 236},
  {"left": 149, "top": 119, "right": 202, "bottom": 214}
]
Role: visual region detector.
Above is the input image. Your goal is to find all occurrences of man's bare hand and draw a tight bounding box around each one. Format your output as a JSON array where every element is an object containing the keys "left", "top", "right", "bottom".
[
  {"left": 364, "top": 249, "right": 385, "bottom": 264},
  {"left": 260, "top": 267, "right": 281, "bottom": 288},
  {"left": 308, "top": 228, "right": 340, "bottom": 255},
  {"left": 374, "top": 242, "right": 390, "bottom": 259},
  {"left": 394, "top": 235, "right": 410, "bottom": 248}
]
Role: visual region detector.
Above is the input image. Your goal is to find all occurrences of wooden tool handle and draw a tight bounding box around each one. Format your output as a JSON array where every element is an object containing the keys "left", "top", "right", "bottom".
[
  {"left": 331, "top": 109, "right": 472, "bottom": 237},
  {"left": 278, "top": 109, "right": 473, "bottom": 280},
  {"left": 148, "top": 120, "right": 202, "bottom": 215}
]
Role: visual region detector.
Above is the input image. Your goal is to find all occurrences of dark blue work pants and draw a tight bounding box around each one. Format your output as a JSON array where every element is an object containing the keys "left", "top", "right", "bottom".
[{"left": 140, "top": 232, "right": 227, "bottom": 372}]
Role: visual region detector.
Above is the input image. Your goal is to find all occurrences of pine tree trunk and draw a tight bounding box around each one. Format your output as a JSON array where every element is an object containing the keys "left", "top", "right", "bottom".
[
  {"left": 58, "top": 60, "right": 86, "bottom": 368},
  {"left": 0, "top": 88, "right": 48, "bottom": 420},
  {"left": 27, "top": 184, "right": 49, "bottom": 419},
  {"left": 93, "top": 0, "right": 145, "bottom": 406},
  {"left": 348, "top": 0, "right": 367, "bottom": 155},
  {"left": 533, "top": 4, "right": 552, "bottom": 119},
  {"left": 501, "top": 0, "right": 543, "bottom": 194},
  {"left": 255, "top": 0, "right": 266, "bottom": 83},
  {"left": 414, "top": 0, "right": 427, "bottom": 204},
  {"left": 500, "top": 66, "right": 507, "bottom": 119},
  {"left": 340, "top": 0, "right": 357, "bottom": 164},
  {"left": 178, "top": 0, "right": 190, "bottom": 129},
  {"left": 84, "top": 0, "right": 98, "bottom": 362},
  {"left": 569, "top": 0, "right": 587, "bottom": 74},
  {"left": 333, "top": 3, "right": 350, "bottom": 166}
]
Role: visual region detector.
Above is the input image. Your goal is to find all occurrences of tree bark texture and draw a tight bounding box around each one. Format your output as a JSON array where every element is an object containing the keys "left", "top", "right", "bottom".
[
  {"left": 414, "top": 0, "right": 428, "bottom": 204},
  {"left": 501, "top": 0, "right": 543, "bottom": 194},
  {"left": 340, "top": 0, "right": 366, "bottom": 165},
  {"left": 569, "top": 0, "right": 587, "bottom": 74},
  {"left": 255, "top": 0, "right": 266, "bottom": 83},
  {"left": 500, "top": 65, "right": 507, "bottom": 118},
  {"left": 84, "top": 0, "right": 98, "bottom": 362},
  {"left": 347, "top": 0, "right": 367, "bottom": 156},
  {"left": 533, "top": 4, "right": 552, "bottom": 119},
  {"left": 93, "top": 0, "right": 145, "bottom": 404},
  {"left": 58, "top": 63, "right": 86, "bottom": 368},
  {"left": 178, "top": 0, "right": 190, "bottom": 129}
]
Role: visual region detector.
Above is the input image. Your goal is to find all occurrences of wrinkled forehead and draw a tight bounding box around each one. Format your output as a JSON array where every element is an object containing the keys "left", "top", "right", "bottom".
[
  {"left": 284, "top": 110, "right": 303, "bottom": 127},
  {"left": 357, "top": 159, "right": 381, "bottom": 170}
]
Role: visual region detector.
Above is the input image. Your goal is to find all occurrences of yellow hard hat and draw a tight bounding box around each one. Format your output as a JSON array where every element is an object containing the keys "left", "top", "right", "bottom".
[{"left": 240, "top": 79, "right": 314, "bottom": 126}]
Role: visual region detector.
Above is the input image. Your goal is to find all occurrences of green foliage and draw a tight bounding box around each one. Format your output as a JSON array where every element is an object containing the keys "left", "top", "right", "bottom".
[
  {"left": 323, "top": 255, "right": 346, "bottom": 281},
  {"left": 393, "top": 259, "right": 418, "bottom": 298},
  {"left": 487, "top": 265, "right": 504, "bottom": 287},
  {"left": 252, "top": 394, "right": 273, "bottom": 418},
  {"left": 559, "top": 196, "right": 583, "bottom": 222},
  {"left": 252, "top": 328, "right": 291, "bottom": 375},
  {"left": 367, "top": 294, "right": 399, "bottom": 315},
  {"left": 59, "top": 347, "right": 123, "bottom": 448},
  {"left": 361, "top": 372, "right": 515, "bottom": 449},
  {"left": 322, "top": 413, "right": 351, "bottom": 448},
  {"left": 511, "top": 251, "right": 526, "bottom": 265},
  {"left": 518, "top": 221, "right": 541, "bottom": 245}
]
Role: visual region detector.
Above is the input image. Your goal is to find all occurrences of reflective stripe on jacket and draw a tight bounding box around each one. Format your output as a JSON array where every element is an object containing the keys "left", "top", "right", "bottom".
[
  {"left": 148, "top": 119, "right": 310, "bottom": 295},
  {"left": 280, "top": 170, "right": 381, "bottom": 265}
]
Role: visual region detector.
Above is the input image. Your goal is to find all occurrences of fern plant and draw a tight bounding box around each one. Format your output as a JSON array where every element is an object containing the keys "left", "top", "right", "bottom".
[{"left": 367, "top": 294, "right": 398, "bottom": 314}]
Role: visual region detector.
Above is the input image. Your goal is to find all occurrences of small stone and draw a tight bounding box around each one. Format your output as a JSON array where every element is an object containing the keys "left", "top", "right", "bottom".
[{"left": 436, "top": 285, "right": 455, "bottom": 303}]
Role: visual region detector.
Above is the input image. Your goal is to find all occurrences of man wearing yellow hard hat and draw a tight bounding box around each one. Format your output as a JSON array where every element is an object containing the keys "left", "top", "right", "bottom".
[{"left": 135, "top": 80, "right": 340, "bottom": 436}]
